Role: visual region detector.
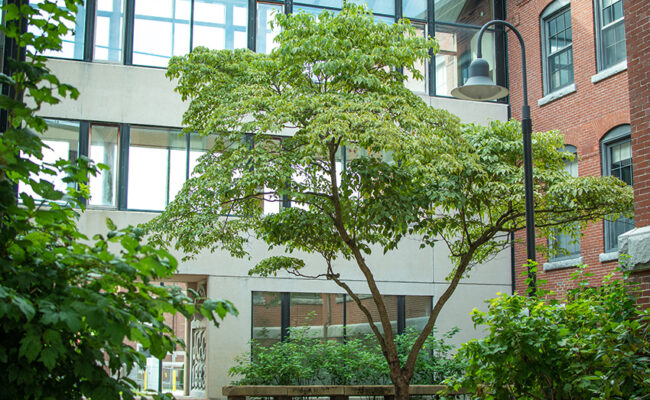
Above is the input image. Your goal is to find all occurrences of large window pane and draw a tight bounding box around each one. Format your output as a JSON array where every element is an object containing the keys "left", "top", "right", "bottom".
[
  {"left": 294, "top": 0, "right": 343, "bottom": 8},
  {"left": 19, "top": 120, "right": 80, "bottom": 201},
  {"left": 603, "top": 128, "right": 634, "bottom": 253},
  {"left": 133, "top": 0, "right": 191, "bottom": 67},
  {"left": 349, "top": 0, "right": 394, "bottom": 16},
  {"left": 89, "top": 125, "right": 119, "bottom": 207},
  {"left": 403, "top": 0, "right": 426, "bottom": 20},
  {"left": 127, "top": 127, "right": 187, "bottom": 211},
  {"left": 405, "top": 296, "right": 431, "bottom": 330},
  {"left": 545, "top": 8, "right": 573, "bottom": 93},
  {"left": 192, "top": 0, "right": 248, "bottom": 51},
  {"left": 435, "top": 0, "right": 492, "bottom": 26},
  {"left": 256, "top": 3, "right": 282, "bottom": 54},
  {"left": 189, "top": 134, "right": 217, "bottom": 177},
  {"left": 29, "top": 0, "right": 86, "bottom": 59},
  {"left": 346, "top": 295, "right": 397, "bottom": 338},
  {"left": 289, "top": 293, "right": 344, "bottom": 341},
  {"left": 252, "top": 292, "right": 283, "bottom": 346},
  {"left": 95, "top": 0, "right": 125, "bottom": 62},
  {"left": 434, "top": 26, "right": 495, "bottom": 97},
  {"left": 404, "top": 23, "right": 427, "bottom": 93}
]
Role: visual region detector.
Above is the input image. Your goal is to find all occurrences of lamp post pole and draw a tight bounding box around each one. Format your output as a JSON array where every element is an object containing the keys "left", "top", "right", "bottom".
[{"left": 451, "top": 20, "right": 536, "bottom": 295}]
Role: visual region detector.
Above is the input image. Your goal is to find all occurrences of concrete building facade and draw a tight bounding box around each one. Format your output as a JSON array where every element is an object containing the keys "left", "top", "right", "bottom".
[{"left": 3, "top": 0, "right": 519, "bottom": 398}]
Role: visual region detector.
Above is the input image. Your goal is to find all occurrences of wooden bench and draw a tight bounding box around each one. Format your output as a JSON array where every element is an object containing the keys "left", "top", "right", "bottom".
[{"left": 222, "top": 385, "right": 469, "bottom": 400}]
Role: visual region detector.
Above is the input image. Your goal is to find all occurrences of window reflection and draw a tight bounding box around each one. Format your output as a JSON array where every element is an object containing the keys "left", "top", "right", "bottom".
[
  {"left": 435, "top": 26, "right": 495, "bottom": 96},
  {"left": 29, "top": 0, "right": 86, "bottom": 59},
  {"left": 133, "top": 0, "right": 191, "bottom": 67},
  {"left": 290, "top": 293, "right": 345, "bottom": 341},
  {"left": 256, "top": 3, "right": 282, "bottom": 54},
  {"left": 252, "top": 292, "right": 283, "bottom": 347},
  {"left": 404, "top": 23, "right": 427, "bottom": 93},
  {"left": 89, "top": 125, "right": 119, "bottom": 207},
  {"left": 95, "top": 0, "right": 125, "bottom": 62},
  {"left": 19, "top": 120, "right": 80, "bottom": 201},
  {"left": 192, "top": 0, "right": 248, "bottom": 51},
  {"left": 434, "top": 0, "right": 492, "bottom": 26},
  {"left": 127, "top": 127, "right": 187, "bottom": 211},
  {"left": 403, "top": 0, "right": 426, "bottom": 20}
]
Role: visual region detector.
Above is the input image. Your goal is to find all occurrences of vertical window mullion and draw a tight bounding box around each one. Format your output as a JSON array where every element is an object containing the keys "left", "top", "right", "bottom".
[
  {"left": 189, "top": 0, "right": 195, "bottom": 52},
  {"left": 248, "top": 0, "right": 256, "bottom": 50},
  {"left": 84, "top": 0, "right": 96, "bottom": 61},
  {"left": 397, "top": 295, "right": 405, "bottom": 334},
  {"left": 427, "top": 0, "right": 435, "bottom": 96},
  {"left": 280, "top": 292, "right": 290, "bottom": 341},
  {"left": 118, "top": 124, "right": 130, "bottom": 210},
  {"left": 285, "top": 0, "right": 292, "bottom": 15},
  {"left": 123, "top": 0, "right": 135, "bottom": 65}
]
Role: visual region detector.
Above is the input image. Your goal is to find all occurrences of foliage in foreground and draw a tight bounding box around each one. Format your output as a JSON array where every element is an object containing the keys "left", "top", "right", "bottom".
[
  {"left": 0, "top": 2, "right": 237, "bottom": 399},
  {"left": 230, "top": 326, "right": 463, "bottom": 386},
  {"left": 449, "top": 268, "right": 650, "bottom": 400}
]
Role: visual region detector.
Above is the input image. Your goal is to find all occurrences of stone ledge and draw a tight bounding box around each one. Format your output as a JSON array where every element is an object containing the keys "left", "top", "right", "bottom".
[
  {"left": 619, "top": 226, "right": 650, "bottom": 271},
  {"left": 543, "top": 257, "right": 582, "bottom": 272},
  {"left": 591, "top": 60, "right": 627, "bottom": 84},
  {"left": 599, "top": 251, "right": 619, "bottom": 263},
  {"left": 538, "top": 83, "right": 577, "bottom": 107}
]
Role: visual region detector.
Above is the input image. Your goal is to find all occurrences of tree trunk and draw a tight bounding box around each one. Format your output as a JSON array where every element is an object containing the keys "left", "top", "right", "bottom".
[{"left": 393, "top": 376, "right": 411, "bottom": 400}]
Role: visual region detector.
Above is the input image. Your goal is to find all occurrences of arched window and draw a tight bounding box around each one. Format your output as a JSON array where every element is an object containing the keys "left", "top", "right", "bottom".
[
  {"left": 540, "top": 0, "right": 573, "bottom": 95},
  {"left": 601, "top": 125, "right": 634, "bottom": 253}
]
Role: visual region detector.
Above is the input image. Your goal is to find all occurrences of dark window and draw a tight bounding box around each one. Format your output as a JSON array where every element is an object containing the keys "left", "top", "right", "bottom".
[
  {"left": 541, "top": 2, "right": 573, "bottom": 94},
  {"left": 595, "top": 0, "right": 626, "bottom": 70},
  {"left": 602, "top": 125, "right": 634, "bottom": 253}
]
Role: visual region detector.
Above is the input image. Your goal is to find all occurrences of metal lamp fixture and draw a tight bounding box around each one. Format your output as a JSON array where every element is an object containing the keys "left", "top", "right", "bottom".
[{"left": 451, "top": 20, "right": 537, "bottom": 296}]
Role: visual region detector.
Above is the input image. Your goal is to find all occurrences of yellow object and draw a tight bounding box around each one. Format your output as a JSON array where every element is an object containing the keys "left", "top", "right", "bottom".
[
  {"left": 172, "top": 370, "right": 177, "bottom": 392},
  {"left": 144, "top": 371, "right": 147, "bottom": 390}
]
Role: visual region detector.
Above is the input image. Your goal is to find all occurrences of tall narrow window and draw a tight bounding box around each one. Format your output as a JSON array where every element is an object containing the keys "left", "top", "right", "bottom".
[
  {"left": 595, "top": 0, "right": 626, "bottom": 70},
  {"left": 549, "top": 145, "right": 581, "bottom": 262},
  {"left": 256, "top": 2, "right": 282, "bottom": 54},
  {"left": 541, "top": 1, "right": 573, "bottom": 94},
  {"left": 192, "top": 0, "right": 248, "bottom": 51},
  {"left": 127, "top": 127, "right": 187, "bottom": 211},
  {"left": 602, "top": 125, "right": 634, "bottom": 253},
  {"left": 95, "top": 0, "right": 125, "bottom": 62},
  {"left": 89, "top": 124, "right": 120, "bottom": 207}
]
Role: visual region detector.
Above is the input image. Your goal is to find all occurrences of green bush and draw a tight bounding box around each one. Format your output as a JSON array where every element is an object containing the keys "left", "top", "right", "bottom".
[
  {"left": 229, "top": 326, "right": 463, "bottom": 385},
  {"left": 448, "top": 267, "right": 650, "bottom": 399}
]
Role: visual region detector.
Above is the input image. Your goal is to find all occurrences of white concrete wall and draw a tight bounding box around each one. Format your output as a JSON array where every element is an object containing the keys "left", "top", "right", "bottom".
[{"left": 51, "top": 59, "right": 510, "bottom": 399}]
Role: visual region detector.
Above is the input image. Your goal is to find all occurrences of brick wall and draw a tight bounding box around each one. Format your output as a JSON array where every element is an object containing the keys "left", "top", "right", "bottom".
[
  {"left": 624, "top": 0, "right": 650, "bottom": 227},
  {"left": 507, "top": 0, "right": 631, "bottom": 295}
]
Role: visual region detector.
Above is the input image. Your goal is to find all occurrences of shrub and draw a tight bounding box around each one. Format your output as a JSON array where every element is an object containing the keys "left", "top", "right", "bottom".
[
  {"left": 449, "top": 267, "right": 650, "bottom": 399},
  {"left": 229, "top": 326, "right": 462, "bottom": 385}
]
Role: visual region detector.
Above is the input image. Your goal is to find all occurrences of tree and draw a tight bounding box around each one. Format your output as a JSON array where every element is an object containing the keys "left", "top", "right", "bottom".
[
  {"left": 148, "top": 4, "right": 634, "bottom": 399},
  {"left": 0, "top": 2, "right": 236, "bottom": 399}
]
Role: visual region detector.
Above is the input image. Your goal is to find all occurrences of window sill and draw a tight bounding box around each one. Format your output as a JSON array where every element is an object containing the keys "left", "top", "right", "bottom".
[
  {"left": 538, "top": 83, "right": 577, "bottom": 107},
  {"left": 543, "top": 256, "right": 583, "bottom": 272},
  {"left": 599, "top": 251, "right": 619, "bottom": 263},
  {"left": 591, "top": 60, "right": 627, "bottom": 84}
]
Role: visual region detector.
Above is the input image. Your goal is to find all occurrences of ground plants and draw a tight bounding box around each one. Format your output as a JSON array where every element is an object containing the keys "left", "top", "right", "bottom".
[
  {"left": 230, "top": 327, "right": 463, "bottom": 386},
  {"left": 149, "top": 4, "right": 633, "bottom": 399},
  {"left": 450, "top": 267, "right": 650, "bottom": 399},
  {"left": 0, "top": 2, "right": 236, "bottom": 399}
]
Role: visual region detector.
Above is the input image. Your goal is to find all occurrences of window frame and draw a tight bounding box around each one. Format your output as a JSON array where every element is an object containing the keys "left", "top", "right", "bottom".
[
  {"left": 593, "top": 0, "right": 626, "bottom": 72},
  {"left": 601, "top": 125, "right": 634, "bottom": 253},
  {"left": 540, "top": 0, "right": 573, "bottom": 95}
]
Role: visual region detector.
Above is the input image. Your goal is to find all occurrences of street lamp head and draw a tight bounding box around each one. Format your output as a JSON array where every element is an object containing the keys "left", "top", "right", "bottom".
[{"left": 450, "top": 58, "right": 509, "bottom": 101}]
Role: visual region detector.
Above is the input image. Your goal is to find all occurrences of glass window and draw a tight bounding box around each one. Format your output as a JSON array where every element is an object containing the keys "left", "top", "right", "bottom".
[
  {"left": 19, "top": 120, "right": 80, "bottom": 201},
  {"left": 289, "top": 293, "right": 344, "bottom": 341},
  {"left": 349, "top": 0, "right": 394, "bottom": 16},
  {"left": 127, "top": 127, "right": 187, "bottom": 211},
  {"left": 549, "top": 146, "right": 580, "bottom": 261},
  {"left": 346, "top": 294, "right": 397, "bottom": 338},
  {"left": 95, "top": 0, "right": 125, "bottom": 62},
  {"left": 252, "top": 292, "right": 283, "bottom": 347},
  {"left": 405, "top": 296, "right": 431, "bottom": 330},
  {"left": 132, "top": 0, "right": 191, "bottom": 67},
  {"left": 192, "top": 0, "right": 248, "bottom": 51},
  {"left": 189, "top": 134, "right": 217, "bottom": 177},
  {"left": 88, "top": 125, "right": 119, "bottom": 207},
  {"left": 28, "top": 0, "right": 86, "bottom": 59},
  {"left": 434, "top": 0, "right": 492, "bottom": 26},
  {"left": 602, "top": 125, "right": 634, "bottom": 253},
  {"left": 434, "top": 25, "right": 496, "bottom": 97},
  {"left": 596, "top": 0, "right": 626, "bottom": 70},
  {"left": 403, "top": 0, "right": 426, "bottom": 20},
  {"left": 542, "top": 4, "right": 573, "bottom": 94},
  {"left": 294, "top": 0, "right": 343, "bottom": 8},
  {"left": 404, "top": 23, "right": 427, "bottom": 93},
  {"left": 256, "top": 3, "right": 282, "bottom": 54}
]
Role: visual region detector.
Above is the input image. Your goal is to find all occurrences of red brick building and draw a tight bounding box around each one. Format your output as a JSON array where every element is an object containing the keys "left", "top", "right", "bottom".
[{"left": 506, "top": 0, "right": 649, "bottom": 299}]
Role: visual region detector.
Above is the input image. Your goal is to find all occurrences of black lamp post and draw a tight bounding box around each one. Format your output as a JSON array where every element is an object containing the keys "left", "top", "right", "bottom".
[{"left": 451, "top": 20, "right": 536, "bottom": 295}]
